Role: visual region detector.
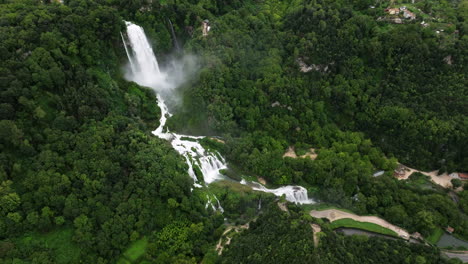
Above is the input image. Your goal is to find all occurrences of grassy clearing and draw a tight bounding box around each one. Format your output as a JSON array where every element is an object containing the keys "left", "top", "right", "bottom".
[
  {"left": 427, "top": 228, "right": 444, "bottom": 244},
  {"left": 16, "top": 227, "right": 80, "bottom": 264},
  {"left": 118, "top": 237, "right": 148, "bottom": 263},
  {"left": 330, "top": 218, "right": 399, "bottom": 237}
]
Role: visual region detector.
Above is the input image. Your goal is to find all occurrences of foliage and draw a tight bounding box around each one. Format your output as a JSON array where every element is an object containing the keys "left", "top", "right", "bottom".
[
  {"left": 221, "top": 202, "right": 450, "bottom": 264},
  {"left": 451, "top": 179, "right": 462, "bottom": 189},
  {"left": 6, "top": 228, "right": 80, "bottom": 264},
  {"left": 172, "top": 0, "right": 468, "bottom": 241},
  {"left": 0, "top": 1, "right": 219, "bottom": 263},
  {"left": 118, "top": 237, "right": 148, "bottom": 263},
  {"left": 209, "top": 180, "right": 275, "bottom": 222},
  {"left": 1, "top": 0, "right": 467, "bottom": 262},
  {"left": 220, "top": 203, "right": 316, "bottom": 264},
  {"left": 427, "top": 228, "right": 444, "bottom": 244}
]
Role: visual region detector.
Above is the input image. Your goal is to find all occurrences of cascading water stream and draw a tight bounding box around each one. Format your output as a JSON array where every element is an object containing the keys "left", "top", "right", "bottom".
[
  {"left": 168, "top": 19, "right": 181, "bottom": 52},
  {"left": 122, "top": 21, "right": 314, "bottom": 206},
  {"left": 121, "top": 31, "right": 136, "bottom": 73}
]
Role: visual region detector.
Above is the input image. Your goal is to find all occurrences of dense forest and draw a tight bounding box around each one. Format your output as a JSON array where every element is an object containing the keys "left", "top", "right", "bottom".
[
  {"left": 0, "top": 0, "right": 467, "bottom": 263},
  {"left": 221, "top": 203, "right": 451, "bottom": 264}
]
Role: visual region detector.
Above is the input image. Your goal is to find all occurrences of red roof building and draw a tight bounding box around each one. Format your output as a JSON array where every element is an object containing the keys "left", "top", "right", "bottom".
[
  {"left": 459, "top": 173, "right": 468, "bottom": 180},
  {"left": 446, "top": 226, "right": 455, "bottom": 233}
]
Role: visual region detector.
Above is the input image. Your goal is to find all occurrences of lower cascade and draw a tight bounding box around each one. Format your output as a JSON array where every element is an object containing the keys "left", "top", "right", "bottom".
[
  {"left": 122, "top": 21, "right": 314, "bottom": 205},
  {"left": 241, "top": 180, "right": 314, "bottom": 204}
]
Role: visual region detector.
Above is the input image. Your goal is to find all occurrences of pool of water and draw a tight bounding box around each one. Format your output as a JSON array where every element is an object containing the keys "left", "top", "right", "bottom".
[
  {"left": 437, "top": 233, "right": 468, "bottom": 249},
  {"left": 336, "top": 228, "right": 397, "bottom": 240},
  {"left": 335, "top": 228, "right": 421, "bottom": 243}
]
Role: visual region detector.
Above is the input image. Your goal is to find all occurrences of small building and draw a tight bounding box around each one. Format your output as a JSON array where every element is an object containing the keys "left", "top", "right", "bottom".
[
  {"left": 459, "top": 173, "right": 468, "bottom": 180},
  {"left": 411, "top": 232, "right": 423, "bottom": 241},
  {"left": 449, "top": 173, "right": 459, "bottom": 179},
  {"left": 446, "top": 226, "right": 455, "bottom": 234},
  {"left": 385, "top": 8, "right": 400, "bottom": 15},
  {"left": 403, "top": 10, "right": 416, "bottom": 20},
  {"left": 394, "top": 164, "right": 407, "bottom": 178}
]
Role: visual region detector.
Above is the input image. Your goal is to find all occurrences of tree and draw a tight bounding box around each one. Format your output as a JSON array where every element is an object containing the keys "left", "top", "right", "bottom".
[
  {"left": 451, "top": 179, "right": 462, "bottom": 189},
  {"left": 415, "top": 211, "right": 436, "bottom": 234}
]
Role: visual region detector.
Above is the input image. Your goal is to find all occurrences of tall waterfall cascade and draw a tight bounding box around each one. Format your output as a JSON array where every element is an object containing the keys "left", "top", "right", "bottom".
[{"left": 121, "top": 21, "right": 314, "bottom": 205}]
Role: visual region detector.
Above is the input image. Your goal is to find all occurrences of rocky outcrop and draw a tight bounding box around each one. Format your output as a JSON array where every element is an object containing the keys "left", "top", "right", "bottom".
[{"left": 297, "top": 57, "right": 333, "bottom": 73}]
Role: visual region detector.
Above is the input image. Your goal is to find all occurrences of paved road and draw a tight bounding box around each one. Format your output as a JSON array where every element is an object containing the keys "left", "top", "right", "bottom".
[{"left": 444, "top": 251, "right": 468, "bottom": 263}]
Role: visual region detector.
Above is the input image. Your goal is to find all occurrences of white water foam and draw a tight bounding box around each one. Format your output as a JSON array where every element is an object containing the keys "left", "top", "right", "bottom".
[{"left": 240, "top": 180, "right": 314, "bottom": 204}]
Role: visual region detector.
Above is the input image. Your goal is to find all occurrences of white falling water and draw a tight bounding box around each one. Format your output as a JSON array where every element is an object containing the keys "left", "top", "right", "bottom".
[
  {"left": 241, "top": 180, "right": 314, "bottom": 204},
  {"left": 122, "top": 21, "right": 314, "bottom": 207},
  {"left": 124, "top": 21, "right": 167, "bottom": 89},
  {"left": 152, "top": 94, "right": 228, "bottom": 185},
  {"left": 121, "top": 31, "right": 136, "bottom": 73}
]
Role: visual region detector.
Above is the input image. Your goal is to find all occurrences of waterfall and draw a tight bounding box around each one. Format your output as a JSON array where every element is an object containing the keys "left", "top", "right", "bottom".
[
  {"left": 124, "top": 21, "right": 164, "bottom": 88},
  {"left": 121, "top": 21, "right": 314, "bottom": 209},
  {"left": 168, "top": 19, "right": 181, "bottom": 51},
  {"left": 122, "top": 21, "right": 227, "bottom": 188},
  {"left": 121, "top": 31, "right": 136, "bottom": 73},
  {"left": 240, "top": 180, "right": 314, "bottom": 204}
]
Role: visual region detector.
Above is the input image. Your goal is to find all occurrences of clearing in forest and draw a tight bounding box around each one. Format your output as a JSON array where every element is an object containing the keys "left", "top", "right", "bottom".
[
  {"left": 395, "top": 164, "right": 460, "bottom": 190},
  {"left": 310, "top": 209, "right": 410, "bottom": 239},
  {"left": 117, "top": 237, "right": 148, "bottom": 264},
  {"left": 283, "top": 146, "right": 317, "bottom": 160}
]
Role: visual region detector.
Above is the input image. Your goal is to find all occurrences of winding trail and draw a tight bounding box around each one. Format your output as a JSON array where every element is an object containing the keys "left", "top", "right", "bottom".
[
  {"left": 310, "top": 209, "right": 410, "bottom": 239},
  {"left": 395, "top": 164, "right": 457, "bottom": 189},
  {"left": 283, "top": 146, "right": 317, "bottom": 160},
  {"left": 216, "top": 223, "right": 249, "bottom": 255},
  {"left": 310, "top": 224, "right": 322, "bottom": 247}
]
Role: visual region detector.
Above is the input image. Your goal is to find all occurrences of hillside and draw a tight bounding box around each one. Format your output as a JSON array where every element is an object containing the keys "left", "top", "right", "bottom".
[{"left": 0, "top": 0, "right": 467, "bottom": 263}]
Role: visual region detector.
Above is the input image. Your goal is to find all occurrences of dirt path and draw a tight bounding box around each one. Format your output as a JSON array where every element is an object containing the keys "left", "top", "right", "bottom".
[
  {"left": 283, "top": 146, "right": 317, "bottom": 160},
  {"left": 283, "top": 146, "right": 297, "bottom": 158},
  {"left": 310, "top": 224, "right": 321, "bottom": 247},
  {"left": 310, "top": 209, "right": 410, "bottom": 239},
  {"left": 216, "top": 223, "right": 249, "bottom": 255},
  {"left": 278, "top": 202, "right": 289, "bottom": 212},
  {"left": 395, "top": 164, "right": 455, "bottom": 189},
  {"left": 209, "top": 137, "right": 225, "bottom": 144}
]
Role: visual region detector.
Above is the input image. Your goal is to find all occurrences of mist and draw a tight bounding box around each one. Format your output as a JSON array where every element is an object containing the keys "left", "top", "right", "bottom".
[{"left": 121, "top": 21, "right": 199, "bottom": 109}]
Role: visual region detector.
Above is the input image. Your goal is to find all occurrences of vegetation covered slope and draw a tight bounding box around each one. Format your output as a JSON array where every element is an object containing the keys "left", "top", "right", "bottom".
[
  {"left": 0, "top": 1, "right": 222, "bottom": 263},
  {"left": 221, "top": 203, "right": 449, "bottom": 264},
  {"left": 179, "top": 0, "right": 467, "bottom": 173},
  {"left": 175, "top": 0, "right": 468, "bottom": 240},
  {"left": 0, "top": 0, "right": 467, "bottom": 263}
]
